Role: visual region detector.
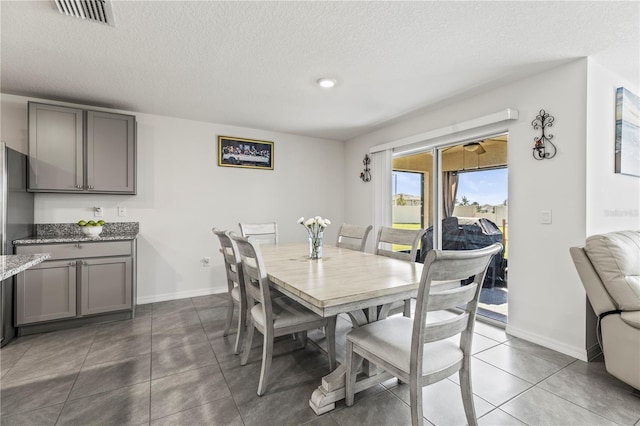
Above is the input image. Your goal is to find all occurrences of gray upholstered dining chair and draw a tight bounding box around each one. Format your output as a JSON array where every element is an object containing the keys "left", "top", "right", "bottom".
[
  {"left": 238, "top": 222, "right": 278, "bottom": 244},
  {"left": 212, "top": 228, "right": 247, "bottom": 355},
  {"left": 336, "top": 223, "right": 373, "bottom": 252},
  {"left": 345, "top": 243, "right": 502, "bottom": 426},
  {"left": 231, "top": 234, "right": 337, "bottom": 396},
  {"left": 375, "top": 226, "right": 426, "bottom": 317}
]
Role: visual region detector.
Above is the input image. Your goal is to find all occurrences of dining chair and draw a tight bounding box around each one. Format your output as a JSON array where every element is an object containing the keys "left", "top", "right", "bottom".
[
  {"left": 345, "top": 243, "right": 503, "bottom": 426},
  {"left": 375, "top": 226, "right": 426, "bottom": 317},
  {"left": 238, "top": 222, "right": 278, "bottom": 244},
  {"left": 230, "top": 234, "right": 337, "bottom": 396},
  {"left": 212, "top": 228, "right": 247, "bottom": 355},
  {"left": 336, "top": 223, "right": 373, "bottom": 252}
]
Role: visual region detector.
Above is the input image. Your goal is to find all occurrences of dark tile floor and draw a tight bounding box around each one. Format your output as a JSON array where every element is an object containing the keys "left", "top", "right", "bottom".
[{"left": 1, "top": 294, "right": 639, "bottom": 426}]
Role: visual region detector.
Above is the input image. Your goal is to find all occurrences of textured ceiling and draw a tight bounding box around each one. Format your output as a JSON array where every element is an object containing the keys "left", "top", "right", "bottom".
[{"left": 1, "top": 1, "right": 638, "bottom": 141}]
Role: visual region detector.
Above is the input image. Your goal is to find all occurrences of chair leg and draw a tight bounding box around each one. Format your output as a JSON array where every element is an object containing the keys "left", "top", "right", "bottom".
[
  {"left": 298, "top": 330, "right": 308, "bottom": 349},
  {"left": 409, "top": 377, "right": 424, "bottom": 426},
  {"left": 240, "top": 319, "right": 255, "bottom": 366},
  {"left": 233, "top": 304, "right": 245, "bottom": 355},
  {"left": 403, "top": 298, "right": 412, "bottom": 317},
  {"left": 459, "top": 362, "right": 478, "bottom": 426},
  {"left": 223, "top": 298, "right": 235, "bottom": 337},
  {"left": 257, "top": 332, "right": 274, "bottom": 396},
  {"left": 326, "top": 317, "right": 337, "bottom": 371},
  {"left": 345, "top": 341, "right": 356, "bottom": 407}
]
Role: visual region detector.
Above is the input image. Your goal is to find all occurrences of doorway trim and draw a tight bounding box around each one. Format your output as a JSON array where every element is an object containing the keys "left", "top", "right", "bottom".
[
  {"left": 372, "top": 109, "right": 517, "bottom": 238},
  {"left": 370, "top": 108, "right": 518, "bottom": 154}
]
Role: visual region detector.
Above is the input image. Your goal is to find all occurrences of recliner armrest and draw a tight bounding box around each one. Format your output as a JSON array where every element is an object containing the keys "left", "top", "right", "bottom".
[
  {"left": 570, "top": 247, "right": 617, "bottom": 315},
  {"left": 621, "top": 311, "right": 640, "bottom": 329}
]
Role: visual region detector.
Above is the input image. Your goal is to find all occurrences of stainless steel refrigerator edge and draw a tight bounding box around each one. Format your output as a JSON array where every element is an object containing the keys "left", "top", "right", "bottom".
[{"left": 0, "top": 142, "right": 35, "bottom": 347}]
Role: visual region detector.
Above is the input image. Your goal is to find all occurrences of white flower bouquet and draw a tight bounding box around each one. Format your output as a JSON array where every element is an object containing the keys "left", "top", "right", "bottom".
[{"left": 297, "top": 216, "right": 331, "bottom": 259}]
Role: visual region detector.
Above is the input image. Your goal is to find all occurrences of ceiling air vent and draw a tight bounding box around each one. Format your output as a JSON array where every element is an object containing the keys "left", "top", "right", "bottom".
[{"left": 53, "top": 0, "right": 115, "bottom": 26}]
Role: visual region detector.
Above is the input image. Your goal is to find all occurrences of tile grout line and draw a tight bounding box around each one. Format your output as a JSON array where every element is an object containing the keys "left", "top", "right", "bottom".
[
  {"left": 148, "top": 306, "right": 154, "bottom": 426},
  {"left": 53, "top": 326, "right": 99, "bottom": 425},
  {"left": 488, "top": 358, "right": 619, "bottom": 425},
  {"left": 529, "top": 359, "right": 630, "bottom": 426},
  {"left": 147, "top": 296, "right": 246, "bottom": 424},
  {"left": 199, "top": 296, "right": 248, "bottom": 425}
]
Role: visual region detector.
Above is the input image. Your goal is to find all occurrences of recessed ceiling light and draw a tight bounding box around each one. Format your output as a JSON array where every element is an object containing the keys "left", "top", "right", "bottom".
[{"left": 317, "top": 78, "right": 337, "bottom": 88}]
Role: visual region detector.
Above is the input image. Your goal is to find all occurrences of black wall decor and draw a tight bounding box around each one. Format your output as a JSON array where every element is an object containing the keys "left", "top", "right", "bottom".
[
  {"left": 360, "top": 154, "right": 371, "bottom": 182},
  {"left": 531, "top": 109, "right": 557, "bottom": 160}
]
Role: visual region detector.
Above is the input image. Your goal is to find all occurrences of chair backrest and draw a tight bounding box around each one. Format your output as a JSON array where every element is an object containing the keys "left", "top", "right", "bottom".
[
  {"left": 238, "top": 222, "right": 278, "bottom": 244},
  {"left": 375, "top": 226, "right": 426, "bottom": 261},
  {"left": 336, "top": 223, "right": 373, "bottom": 252},
  {"left": 230, "top": 234, "right": 274, "bottom": 324},
  {"left": 212, "top": 228, "right": 245, "bottom": 299},
  {"left": 411, "top": 243, "right": 503, "bottom": 373}
]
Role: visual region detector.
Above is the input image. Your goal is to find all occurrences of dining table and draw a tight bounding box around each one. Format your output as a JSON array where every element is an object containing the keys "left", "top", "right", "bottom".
[{"left": 259, "top": 242, "right": 424, "bottom": 415}]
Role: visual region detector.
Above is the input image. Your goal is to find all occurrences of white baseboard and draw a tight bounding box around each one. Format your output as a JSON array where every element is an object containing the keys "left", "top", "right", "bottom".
[
  {"left": 137, "top": 288, "right": 227, "bottom": 305},
  {"left": 505, "top": 324, "right": 588, "bottom": 361}
]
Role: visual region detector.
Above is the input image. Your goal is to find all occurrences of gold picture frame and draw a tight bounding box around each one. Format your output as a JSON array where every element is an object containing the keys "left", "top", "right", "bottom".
[{"left": 218, "top": 136, "right": 274, "bottom": 170}]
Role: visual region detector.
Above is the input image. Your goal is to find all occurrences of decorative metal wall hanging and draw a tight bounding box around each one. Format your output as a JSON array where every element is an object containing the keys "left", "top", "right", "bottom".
[
  {"left": 531, "top": 109, "right": 557, "bottom": 160},
  {"left": 360, "top": 154, "right": 371, "bottom": 182}
]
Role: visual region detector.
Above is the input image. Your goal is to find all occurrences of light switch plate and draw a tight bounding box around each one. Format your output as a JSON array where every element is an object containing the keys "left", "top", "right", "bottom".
[
  {"left": 117, "top": 207, "right": 127, "bottom": 217},
  {"left": 540, "top": 210, "right": 552, "bottom": 224}
]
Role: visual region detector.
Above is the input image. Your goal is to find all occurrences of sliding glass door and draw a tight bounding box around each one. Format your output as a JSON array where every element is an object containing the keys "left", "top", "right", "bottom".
[
  {"left": 440, "top": 137, "right": 508, "bottom": 323},
  {"left": 391, "top": 135, "right": 509, "bottom": 323},
  {"left": 392, "top": 152, "right": 434, "bottom": 253}
]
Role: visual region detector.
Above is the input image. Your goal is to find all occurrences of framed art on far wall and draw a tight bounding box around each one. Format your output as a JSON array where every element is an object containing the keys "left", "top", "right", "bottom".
[
  {"left": 615, "top": 87, "right": 640, "bottom": 177},
  {"left": 218, "top": 136, "right": 274, "bottom": 170}
]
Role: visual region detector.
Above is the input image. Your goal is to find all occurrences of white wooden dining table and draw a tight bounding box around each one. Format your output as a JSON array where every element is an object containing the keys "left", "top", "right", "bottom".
[{"left": 259, "top": 242, "right": 424, "bottom": 415}]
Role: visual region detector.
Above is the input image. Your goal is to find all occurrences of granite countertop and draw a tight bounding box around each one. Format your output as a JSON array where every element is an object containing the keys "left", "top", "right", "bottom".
[
  {"left": 13, "top": 222, "right": 139, "bottom": 246},
  {"left": 14, "top": 234, "right": 138, "bottom": 245},
  {"left": 0, "top": 254, "right": 51, "bottom": 280}
]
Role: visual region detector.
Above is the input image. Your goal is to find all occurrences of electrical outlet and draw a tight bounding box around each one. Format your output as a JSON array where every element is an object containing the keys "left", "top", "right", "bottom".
[
  {"left": 540, "top": 210, "right": 552, "bottom": 224},
  {"left": 117, "top": 207, "right": 127, "bottom": 217},
  {"left": 201, "top": 257, "right": 211, "bottom": 267},
  {"left": 94, "top": 206, "right": 103, "bottom": 217}
]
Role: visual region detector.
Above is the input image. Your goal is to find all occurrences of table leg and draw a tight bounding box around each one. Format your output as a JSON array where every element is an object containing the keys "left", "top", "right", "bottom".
[
  {"left": 309, "top": 365, "right": 394, "bottom": 414},
  {"left": 308, "top": 306, "right": 396, "bottom": 415}
]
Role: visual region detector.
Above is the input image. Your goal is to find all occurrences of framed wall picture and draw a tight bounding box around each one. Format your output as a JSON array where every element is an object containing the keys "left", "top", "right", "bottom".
[
  {"left": 218, "top": 136, "right": 274, "bottom": 170},
  {"left": 615, "top": 87, "right": 640, "bottom": 177}
]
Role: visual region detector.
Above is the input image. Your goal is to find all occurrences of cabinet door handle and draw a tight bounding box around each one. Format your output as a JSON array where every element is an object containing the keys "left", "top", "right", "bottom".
[
  {"left": 76, "top": 185, "right": 83, "bottom": 189},
  {"left": 82, "top": 261, "right": 88, "bottom": 266},
  {"left": 88, "top": 185, "right": 94, "bottom": 190},
  {"left": 75, "top": 244, "right": 81, "bottom": 248},
  {"left": 69, "top": 261, "right": 76, "bottom": 266}
]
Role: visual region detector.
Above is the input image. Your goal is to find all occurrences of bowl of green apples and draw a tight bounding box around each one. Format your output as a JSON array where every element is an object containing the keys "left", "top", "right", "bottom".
[{"left": 78, "top": 219, "right": 105, "bottom": 238}]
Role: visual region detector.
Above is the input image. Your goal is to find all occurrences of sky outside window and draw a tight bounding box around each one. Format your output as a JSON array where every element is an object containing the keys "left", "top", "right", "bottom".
[
  {"left": 457, "top": 168, "right": 507, "bottom": 205},
  {"left": 394, "top": 168, "right": 507, "bottom": 205}
]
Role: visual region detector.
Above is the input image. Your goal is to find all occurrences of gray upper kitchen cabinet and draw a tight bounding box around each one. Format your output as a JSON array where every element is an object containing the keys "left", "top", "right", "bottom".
[
  {"left": 28, "top": 102, "right": 136, "bottom": 194},
  {"left": 86, "top": 111, "right": 135, "bottom": 193},
  {"left": 15, "top": 260, "right": 77, "bottom": 325},
  {"left": 28, "top": 103, "right": 84, "bottom": 192}
]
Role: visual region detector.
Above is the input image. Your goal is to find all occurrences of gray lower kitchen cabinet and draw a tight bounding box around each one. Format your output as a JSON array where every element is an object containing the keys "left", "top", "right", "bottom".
[
  {"left": 81, "top": 256, "right": 132, "bottom": 315},
  {"left": 28, "top": 102, "right": 136, "bottom": 194},
  {"left": 16, "top": 260, "right": 77, "bottom": 325},
  {"left": 15, "top": 240, "right": 135, "bottom": 327}
]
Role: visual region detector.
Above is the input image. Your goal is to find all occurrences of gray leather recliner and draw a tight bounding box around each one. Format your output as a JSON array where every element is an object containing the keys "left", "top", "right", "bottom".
[{"left": 570, "top": 230, "right": 640, "bottom": 390}]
